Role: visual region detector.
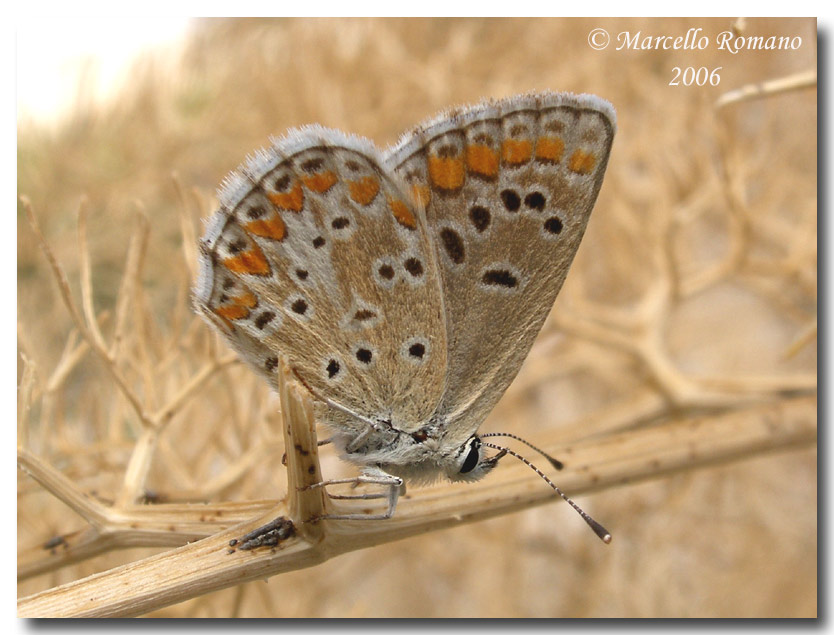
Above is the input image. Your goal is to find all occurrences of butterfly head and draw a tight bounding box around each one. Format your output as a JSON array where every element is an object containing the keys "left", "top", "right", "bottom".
[
  {"left": 445, "top": 435, "right": 505, "bottom": 482},
  {"left": 332, "top": 418, "right": 504, "bottom": 485}
]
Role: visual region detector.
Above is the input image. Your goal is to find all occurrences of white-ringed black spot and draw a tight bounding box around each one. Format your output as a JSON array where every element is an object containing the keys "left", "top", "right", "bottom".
[
  {"left": 274, "top": 175, "right": 291, "bottom": 191},
  {"left": 544, "top": 216, "right": 563, "bottom": 234},
  {"left": 355, "top": 348, "right": 373, "bottom": 364},
  {"left": 404, "top": 258, "right": 424, "bottom": 277},
  {"left": 341, "top": 303, "right": 381, "bottom": 331},
  {"left": 254, "top": 311, "right": 276, "bottom": 329},
  {"left": 373, "top": 257, "right": 399, "bottom": 289},
  {"left": 286, "top": 294, "right": 314, "bottom": 321},
  {"left": 312, "top": 236, "right": 326, "bottom": 248},
  {"left": 524, "top": 192, "right": 546, "bottom": 211},
  {"left": 439, "top": 228, "right": 465, "bottom": 264},
  {"left": 482, "top": 268, "right": 518, "bottom": 288},
  {"left": 301, "top": 157, "right": 325, "bottom": 172},
  {"left": 326, "top": 359, "right": 340, "bottom": 379},
  {"left": 401, "top": 336, "right": 430, "bottom": 364},
  {"left": 295, "top": 269, "right": 309, "bottom": 281},
  {"left": 228, "top": 238, "right": 247, "bottom": 254},
  {"left": 500, "top": 189, "right": 521, "bottom": 212},
  {"left": 469, "top": 206, "right": 491, "bottom": 232},
  {"left": 331, "top": 217, "right": 350, "bottom": 230},
  {"left": 291, "top": 298, "right": 308, "bottom": 315},
  {"left": 247, "top": 205, "right": 266, "bottom": 219},
  {"left": 409, "top": 342, "right": 426, "bottom": 358},
  {"left": 354, "top": 309, "right": 376, "bottom": 321}
]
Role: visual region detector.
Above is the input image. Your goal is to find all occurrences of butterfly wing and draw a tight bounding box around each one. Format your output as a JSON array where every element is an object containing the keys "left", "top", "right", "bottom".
[
  {"left": 386, "top": 93, "right": 615, "bottom": 446},
  {"left": 195, "top": 127, "right": 448, "bottom": 431}
]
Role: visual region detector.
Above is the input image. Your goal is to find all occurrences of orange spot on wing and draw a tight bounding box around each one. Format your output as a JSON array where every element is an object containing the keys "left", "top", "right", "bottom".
[
  {"left": 466, "top": 144, "right": 499, "bottom": 177},
  {"left": 502, "top": 139, "right": 533, "bottom": 165},
  {"left": 302, "top": 170, "right": 338, "bottom": 193},
  {"left": 223, "top": 243, "right": 270, "bottom": 276},
  {"left": 348, "top": 176, "right": 380, "bottom": 205},
  {"left": 214, "top": 304, "right": 250, "bottom": 321},
  {"left": 535, "top": 136, "right": 565, "bottom": 163},
  {"left": 233, "top": 290, "right": 258, "bottom": 308},
  {"left": 568, "top": 149, "right": 597, "bottom": 174},
  {"left": 410, "top": 184, "right": 431, "bottom": 208},
  {"left": 212, "top": 288, "right": 259, "bottom": 326},
  {"left": 427, "top": 156, "right": 465, "bottom": 190},
  {"left": 267, "top": 181, "right": 304, "bottom": 212},
  {"left": 245, "top": 215, "right": 286, "bottom": 241},
  {"left": 389, "top": 197, "right": 417, "bottom": 229}
]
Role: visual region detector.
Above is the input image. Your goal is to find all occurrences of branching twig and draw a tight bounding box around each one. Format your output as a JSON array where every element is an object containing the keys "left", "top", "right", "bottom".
[
  {"left": 22, "top": 197, "right": 155, "bottom": 429},
  {"left": 18, "top": 377, "right": 816, "bottom": 617}
]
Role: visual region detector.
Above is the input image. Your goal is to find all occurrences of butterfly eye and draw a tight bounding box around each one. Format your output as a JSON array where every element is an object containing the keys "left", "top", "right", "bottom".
[{"left": 459, "top": 438, "right": 481, "bottom": 474}]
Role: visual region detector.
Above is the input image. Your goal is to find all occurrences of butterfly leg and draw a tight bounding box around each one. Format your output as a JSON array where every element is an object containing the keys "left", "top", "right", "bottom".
[{"left": 304, "top": 468, "right": 404, "bottom": 521}]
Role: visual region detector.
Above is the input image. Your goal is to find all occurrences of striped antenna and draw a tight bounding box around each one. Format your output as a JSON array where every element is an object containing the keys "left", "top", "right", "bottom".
[
  {"left": 479, "top": 432, "right": 564, "bottom": 470},
  {"left": 482, "top": 441, "right": 611, "bottom": 544}
]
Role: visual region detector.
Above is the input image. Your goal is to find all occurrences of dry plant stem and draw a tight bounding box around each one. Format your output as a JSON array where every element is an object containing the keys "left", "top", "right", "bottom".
[
  {"left": 16, "top": 498, "right": 278, "bottom": 581},
  {"left": 22, "top": 197, "right": 253, "bottom": 514},
  {"left": 715, "top": 69, "right": 817, "bottom": 109},
  {"left": 279, "top": 359, "right": 326, "bottom": 542},
  {"left": 18, "top": 383, "right": 815, "bottom": 617},
  {"left": 21, "top": 197, "right": 154, "bottom": 429},
  {"left": 555, "top": 260, "right": 814, "bottom": 409},
  {"left": 77, "top": 201, "right": 109, "bottom": 353},
  {"left": 114, "top": 353, "right": 238, "bottom": 507},
  {"left": 18, "top": 451, "right": 112, "bottom": 531},
  {"left": 171, "top": 174, "right": 199, "bottom": 280},
  {"left": 45, "top": 328, "right": 91, "bottom": 394},
  {"left": 17, "top": 358, "right": 816, "bottom": 581},
  {"left": 17, "top": 355, "right": 37, "bottom": 450},
  {"left": 152, "top": 355, "right": 238, "bottom": 426},
  {"left": 17, "top": 449, "right": 277, "bottom": 580},
  {"left": 110, "top": 210, "right": 150, "bottom": 361},
  {"left": 785, "top": 320, "right": 817, "bottom": 359}
]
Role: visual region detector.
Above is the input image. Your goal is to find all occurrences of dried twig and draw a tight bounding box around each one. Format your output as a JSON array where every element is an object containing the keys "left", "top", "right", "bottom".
[{"left": 18, "top": 373, "right": 816, "bottom": 616}]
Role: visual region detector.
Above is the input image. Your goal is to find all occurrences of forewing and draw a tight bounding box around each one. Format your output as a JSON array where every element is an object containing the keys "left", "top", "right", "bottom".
[{"left": 386, "top": 92, "right": 615, "bottom": 444}]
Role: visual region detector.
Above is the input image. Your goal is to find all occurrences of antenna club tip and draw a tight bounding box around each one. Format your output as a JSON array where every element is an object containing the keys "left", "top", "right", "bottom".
[
  {"left": 550, "top": 458, "right": 565, "bottom": 470},
  {"left": 587, "top": 518, "right": 612, "bottom": 544}
]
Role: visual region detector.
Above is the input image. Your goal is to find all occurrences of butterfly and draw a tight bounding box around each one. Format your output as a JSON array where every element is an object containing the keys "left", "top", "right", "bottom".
[{"left": 195, "top": 91, "right": 615, "bottom": 540}]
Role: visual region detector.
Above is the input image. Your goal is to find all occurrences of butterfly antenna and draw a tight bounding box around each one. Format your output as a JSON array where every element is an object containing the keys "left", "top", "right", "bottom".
[
  {"left": 479, "top": 432, "right": 564, "bottom": 470},
  {"left": 482, "top": 441, "right": 611, "bottom": 544}
]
